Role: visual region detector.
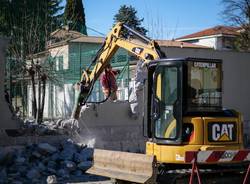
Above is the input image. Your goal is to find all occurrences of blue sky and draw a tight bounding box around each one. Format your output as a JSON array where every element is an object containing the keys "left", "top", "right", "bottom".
[{"left": 65, "top": 0, "right": 225, "bottom": 39}]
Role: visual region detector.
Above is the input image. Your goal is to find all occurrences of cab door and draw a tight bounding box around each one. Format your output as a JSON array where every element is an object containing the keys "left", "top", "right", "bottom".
[{"left": 151, "top": 62, "right": 183, "bottom": 144}]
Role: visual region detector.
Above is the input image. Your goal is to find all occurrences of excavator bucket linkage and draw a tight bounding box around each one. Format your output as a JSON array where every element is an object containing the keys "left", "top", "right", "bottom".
[{"left": 87, "top": 149, "right": 157, "bottom": 184}]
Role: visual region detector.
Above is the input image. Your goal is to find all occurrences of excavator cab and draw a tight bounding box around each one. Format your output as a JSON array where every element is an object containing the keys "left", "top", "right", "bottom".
[
  {"left": 147, "top": 58, "right": 223, "bottom": 144},
  {"left": 147, "top": 59, "right": 183, "bottom": 144},
  {"left": 146, "top": 58, "right": 244, "bottom": 165}
]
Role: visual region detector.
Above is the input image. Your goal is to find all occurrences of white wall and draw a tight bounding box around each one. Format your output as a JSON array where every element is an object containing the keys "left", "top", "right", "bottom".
[
  {"left": 49, "top": 45, "right": 69, "bottom": 70},
  {"left": 192, "top": 37, "right": 217, "bottom": 49}
]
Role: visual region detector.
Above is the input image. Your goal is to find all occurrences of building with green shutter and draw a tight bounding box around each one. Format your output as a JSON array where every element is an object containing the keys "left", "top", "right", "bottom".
[
  {"left": 24, "top": 28, "right": 132, "bottom": 119},
  {"left": 7, "top": 27, "right": 207, "bottom": 120}
]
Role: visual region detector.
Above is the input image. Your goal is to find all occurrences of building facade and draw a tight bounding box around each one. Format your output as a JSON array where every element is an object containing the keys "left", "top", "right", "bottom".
[
  {"left": 176, "top": 26, "right": 240, "bottom": 50},
  {"left": 7, "top": 28, "right": 208, "bottom": 120},
  {"left": 26, "top": 36, "right": 131, "bottom": 119}
]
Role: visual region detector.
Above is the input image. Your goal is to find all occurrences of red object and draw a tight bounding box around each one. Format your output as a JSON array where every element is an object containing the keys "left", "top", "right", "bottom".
[
  {"left": 189, "top": 153, "right": 202, "bottom": 184},
  {"left": 185, "top": 150, "right": 250, "bottom": 184},
  {"left": 232, "top": 150, "right": 250, "bottom": 162},
  {"left": 243, "top": 163, "right": 250, "bottom": 184},
  {"left": 188, "top": 131, "right": 195, "bottom": 142},
  {"left": 185, "top": 150, "right": 250, "bottom": 163},
  {"left": 100, "top": 70, "right": 118, "bottom": 91},
  {"left": 205, "top": 151, "right": 225, "bottom": 162}
]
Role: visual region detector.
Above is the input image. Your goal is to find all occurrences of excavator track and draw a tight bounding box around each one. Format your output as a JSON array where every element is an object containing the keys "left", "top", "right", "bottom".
[{"left": 157, "top": 163, "right": 249, "bottom": 184}]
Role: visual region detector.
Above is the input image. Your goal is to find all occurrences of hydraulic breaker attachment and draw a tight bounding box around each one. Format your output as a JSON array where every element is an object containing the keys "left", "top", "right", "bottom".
[{"left": 87, "top": 149, "right": 157, "bottom": 184}]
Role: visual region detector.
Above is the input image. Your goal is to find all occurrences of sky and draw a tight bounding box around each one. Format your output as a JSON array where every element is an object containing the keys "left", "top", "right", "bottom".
[{"left": 65, "top": 0, "right": 225, "bottom": 40}]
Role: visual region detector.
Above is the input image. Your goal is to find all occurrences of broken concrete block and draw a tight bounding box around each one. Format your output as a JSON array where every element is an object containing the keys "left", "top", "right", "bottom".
[
  {"left": 50, "top": 152, "right": 60, "bottom": 162},
  {"left": 59, "top": 140, "right": 78, "bottom": 161},
  {"left": 15, "top": 157, "right": 25, "bottom": 164},
  {"left": 63, "top": 160, "right": 76, "bottom": 171},
  {"left": 73, "top": 152, "right": 85, "bottom": 163},
  {"left": 77, "top": 161, "right": 92, "bottom": 171},
  {"left": 16, "top": 165, "right": 27, "bottom": 175},
  {"left": 36, "top": 125, "right": 48, "bottom": 135},
  {"left": 47, "top": 175, "right": 57, "bottom": 184},
  {"left": 12, "top": 181, "right": 23, "bottom": 184},
  {"left": 0, "top": 151, "right": 15, "bottom": 165},
  {"left": 56, "top": 119, "right": 63, "bottom": 127},
  {"left": 59, "top": 149, "right": 74, "bottom": 161},
  {"left": 32, "top": 151, "right": 41, "bottom": 158},
  {"left": 47, "top": 168, "right": 57, "bottom": 174},
  {"left": 57, "top": 168, "right": 69, "bottom": 178},
  {"left": 79, "top": 148, "right": 94, "bottom": 161},
  {"left": 47, "top": 160, "right": 57, "bottom": 169},
  {"left": 72, "top": 169, "right": 83, "bottom": 177},
  {"left": 60, "top": 119, "right": 80, "bottom": 132},
  {"left": 8, "top": 172, "right": 21, "bottom": 180},
  {"left": 38, "top": 143, "right": 57, "bottom": 154},
  {"left": 37, "top": 162, "right": 46, "bottom": 172},
  {"left": 0, "top": 168, "right": 7, "bottom": 182},
  {"left": 26, "top": 168, "right": 41, "bottom": 179}
]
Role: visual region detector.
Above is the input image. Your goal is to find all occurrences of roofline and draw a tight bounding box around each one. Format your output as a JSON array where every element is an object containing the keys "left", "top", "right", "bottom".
[
  {"left": 70, "top": 35, "right": 105, "bottom": 40},
  {"left": 45, "top": 35, "right": 210, "bottom": 50},
  {"left": 176, "top": 33, "right": 238, "bottom": 41}
]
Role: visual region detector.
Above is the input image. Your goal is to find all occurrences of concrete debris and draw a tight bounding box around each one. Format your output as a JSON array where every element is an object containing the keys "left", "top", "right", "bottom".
[
  {"left": 46, "top": 175, "right": 57, "bottom": 184},
  {"left": 63, "top": 160, "right": 76, "bottom": 171},
  {"left": 79, "top": 148, "right": 94, "bottom": 161},
  {"left": 38, "top": 143, "right": 57, "bottom": 154},
  {"left": 129, "top": 60, "right": 147, "bottom": 117},
  {"left": 26, "top": 168, "right": 41, "bottom": 179},
  {"left": 0, "top": 169, "right": 7, "bottom": 182},
  {"left": 0, "top": 139, "right": 94, "bottom": 183},
  {"left": 14, "top": 118, "right": 80, "bottom": 137},
  {"left": 15, "top": 157, "right": 25, "bottom": 164},
  {"left": 57, "top": 168, "right": 70, "bottom": 178},
  {"left": 77, "top": 161, "right": 92, "bottom": 171}
]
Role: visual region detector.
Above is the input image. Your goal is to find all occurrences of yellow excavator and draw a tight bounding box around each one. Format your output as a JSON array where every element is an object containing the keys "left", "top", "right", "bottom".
[{"left": 72, "top": 22, "right": 250, "bottom": 183}]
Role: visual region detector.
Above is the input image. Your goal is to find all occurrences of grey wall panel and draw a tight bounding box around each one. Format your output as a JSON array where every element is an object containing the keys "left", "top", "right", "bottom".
[
  {"left": 163, "top": 47, "right": 250, "bottom": 121},
  {"left": 0, "top": 37, "right": 20, "bottom": 130}
]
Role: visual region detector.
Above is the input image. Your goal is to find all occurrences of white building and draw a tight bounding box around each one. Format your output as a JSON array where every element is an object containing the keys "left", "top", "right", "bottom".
[{"left": 176, "top": 26, "right": 240, "bottom": 50}]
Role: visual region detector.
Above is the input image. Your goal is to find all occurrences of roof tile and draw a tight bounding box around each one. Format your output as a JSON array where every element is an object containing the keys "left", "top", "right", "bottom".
[{"left": 176, "top": 26, "right": 240, "bottom": 40}]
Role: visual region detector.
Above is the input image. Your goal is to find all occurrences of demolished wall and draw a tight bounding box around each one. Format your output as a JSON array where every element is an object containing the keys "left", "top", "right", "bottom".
[
  {"left": 0, "top": 37, "right": 20, "bottom": 131},
  {"left": 78, "top": 100, "right": 146, "bottom": 153}
]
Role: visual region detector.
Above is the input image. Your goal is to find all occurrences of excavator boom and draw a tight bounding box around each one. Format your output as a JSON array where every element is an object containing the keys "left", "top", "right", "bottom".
[
  {"left": 72, "top": 22, "right": 163, "bottom": 119},
  {"left": 70, "top": 22, "right": 164, "bottom": 183}
]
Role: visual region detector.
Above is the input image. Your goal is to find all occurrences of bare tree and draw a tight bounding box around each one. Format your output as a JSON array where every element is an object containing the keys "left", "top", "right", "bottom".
[
  {"left": 221, "top": 0, "right": 250, "bottom": 51},
  {"left": 3, "top": 0, "right": 63, "bottom": 123}
]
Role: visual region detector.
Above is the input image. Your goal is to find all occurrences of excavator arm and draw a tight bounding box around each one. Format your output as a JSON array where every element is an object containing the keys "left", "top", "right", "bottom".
[{"left": 72, "top": 22, "right": 164, "bottom": 119}]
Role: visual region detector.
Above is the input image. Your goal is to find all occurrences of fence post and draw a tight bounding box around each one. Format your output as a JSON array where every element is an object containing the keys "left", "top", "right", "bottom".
[
  {"left": 189, "top": 152, "right": 202, "bottom": 184},
  {"left": 243, "top": 163, "right": 250, "bottom": 184}
]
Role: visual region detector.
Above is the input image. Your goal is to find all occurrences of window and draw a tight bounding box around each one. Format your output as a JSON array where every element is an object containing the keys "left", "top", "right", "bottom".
[
  {"left": 155, "top": 67, "right": 178, "bottom": 139},
  {"left": 187, "top": 61, "right": 222, "bottom": 111},
  {"left": 56, "top": 56, "right": 64, "bottom": 71}
]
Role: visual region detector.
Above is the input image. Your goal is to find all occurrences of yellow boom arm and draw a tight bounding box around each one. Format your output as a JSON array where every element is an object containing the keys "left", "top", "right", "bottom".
[{"left": 72, "top": 22, "right": 164, "bottom": 119}]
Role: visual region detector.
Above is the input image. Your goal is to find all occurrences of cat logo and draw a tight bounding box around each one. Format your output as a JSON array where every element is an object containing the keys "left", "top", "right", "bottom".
[
  {"left": 132, "top": 47, "right": 143, "bottom": 55},
  {"left": 208, "top": 122, "right": 236, "bottom": 142}
]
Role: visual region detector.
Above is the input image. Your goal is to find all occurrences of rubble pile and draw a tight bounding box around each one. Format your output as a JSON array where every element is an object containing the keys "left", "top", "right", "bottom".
[
  {"left": 15, "top": 119, "right": 80, "bottom": 136},
  {"left": 0, "top": 139, "right": 95, "bottom": 183}
]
